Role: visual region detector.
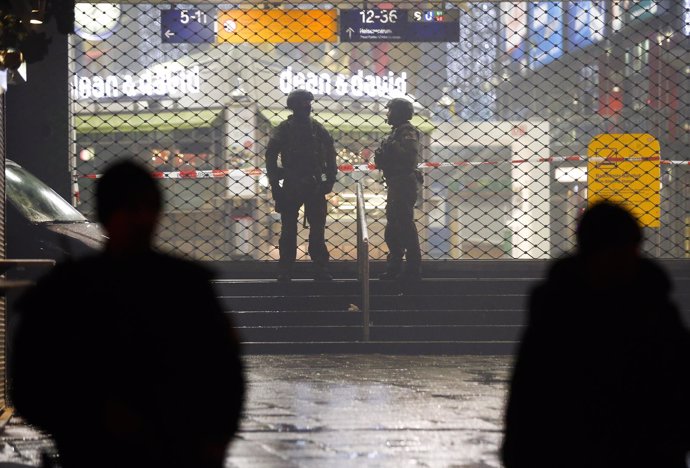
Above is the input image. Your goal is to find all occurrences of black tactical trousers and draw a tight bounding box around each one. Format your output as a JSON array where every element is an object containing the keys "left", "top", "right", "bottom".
[
  {"left": 384, "top": 174, "right": 421, "bottom": 273},
  {"left": 278, "top": 177, "right": 329, "bottom": 268}
]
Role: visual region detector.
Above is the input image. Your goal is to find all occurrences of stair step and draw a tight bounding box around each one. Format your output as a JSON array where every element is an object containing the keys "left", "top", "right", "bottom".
[
  {"left": 235, "top": 325, "right": 523, "bottom": 342},
  {"left": 213, "top": 278, "right": 534, "bottom": 296},
  {"left": 236, "top": 325, "right": 363, "bottom": 342},
  {"left": 369, "top": 325, "right": 522, "bottom": 341},
  {"left": 369, "top": 294, "right": 525, "bottom": 310},
  {"left": 229, "top": 310, "right": 363, "bottom": 327},
  {"left": 210, "top": 259, "right": 551, "bottom": 280},
  {"left": 221, "top": 293, "right": 526, "bottom": 311},
  {"left": 372, "top": 309, "right": 525, "bottom": 325},
  {"left": 214, "top": 279, "right": 362, "bottom": 296},
  {"left": 239, "top": 340, "right": 519, "bottom": 355},
  {"left": 220, "top": 294, "right": 361, "bottom": 311},
  {"left": 228, "top": 309, "right": 525, "bottom": 327}
]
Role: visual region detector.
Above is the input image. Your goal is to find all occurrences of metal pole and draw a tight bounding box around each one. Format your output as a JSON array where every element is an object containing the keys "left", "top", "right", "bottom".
[
  {"left": 362, "top": 237, "right": 370, "bottom": 342},
  {"left": 356, "top": 182, "right": 370, "bottom": 342}
]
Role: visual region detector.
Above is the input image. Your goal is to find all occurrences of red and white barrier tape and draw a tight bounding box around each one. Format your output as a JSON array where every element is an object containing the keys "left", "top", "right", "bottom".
[{"left": 77, "top": 156, "right": 689, "bottom": 180}]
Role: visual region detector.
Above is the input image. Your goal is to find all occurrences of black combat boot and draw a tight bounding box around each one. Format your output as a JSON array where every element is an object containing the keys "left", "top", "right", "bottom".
[
  {"left": 277, "top": 263, "right": 293, "bottom": 282},
  {"left": 312, "top": 262, "right": 333, "bottom": 281},
  {"left": 397, "top": 265, "right": 422, "bottom": 283},
  {"left": 378, "top": 259, "right": 402, "bottom": 280},
  {"left": 378, "top": 269, "right": 401, "bottom": 280}
]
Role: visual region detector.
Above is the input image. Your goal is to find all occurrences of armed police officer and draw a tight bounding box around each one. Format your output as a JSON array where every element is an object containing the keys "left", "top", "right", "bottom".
[
  {"left": 266, "top": 89, "right": 338, "bottom": 282},
  {"left": 375, "top": 98, "right": 423, "bottom": 282}
]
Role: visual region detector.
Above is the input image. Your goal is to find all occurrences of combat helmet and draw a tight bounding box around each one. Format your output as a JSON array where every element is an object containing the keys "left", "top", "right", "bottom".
[
  {"left": 387, "top": 98, "right": 414, "bottom": 121},
  {"left": 286, "top": 89, "right": 315, "bottom": 111}
]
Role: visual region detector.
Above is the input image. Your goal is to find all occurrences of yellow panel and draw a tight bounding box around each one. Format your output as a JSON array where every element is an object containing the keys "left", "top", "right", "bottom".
[
  {"left": 217, "top": 10, "right": 337, "bottom": 44},
  {"left": 587, "top": 133, "right": 661, "bottom": 228}
]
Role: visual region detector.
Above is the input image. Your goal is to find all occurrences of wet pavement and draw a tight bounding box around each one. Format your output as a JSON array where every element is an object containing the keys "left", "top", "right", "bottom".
[{"left": 0, "top": 354, "right": 513, "bottom": 467}]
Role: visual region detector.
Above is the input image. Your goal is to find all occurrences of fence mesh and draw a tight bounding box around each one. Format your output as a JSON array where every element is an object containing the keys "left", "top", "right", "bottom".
[{"left": 70, "top": 1, "right": 690, "bottom": 261}]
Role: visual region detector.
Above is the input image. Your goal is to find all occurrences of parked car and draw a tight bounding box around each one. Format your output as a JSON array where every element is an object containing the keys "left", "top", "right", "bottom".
[{"left": 5, "top": 159, "right": 106, "bottom": 261}]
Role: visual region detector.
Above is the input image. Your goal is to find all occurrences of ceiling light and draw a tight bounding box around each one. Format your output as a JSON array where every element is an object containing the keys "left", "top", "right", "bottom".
[{"left": 29, "top": 0, "right": 46, "bottom": 25}]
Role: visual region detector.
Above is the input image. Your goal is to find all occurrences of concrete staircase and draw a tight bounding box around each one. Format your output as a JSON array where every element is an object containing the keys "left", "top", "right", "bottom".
[
  {"left": 214, "top": 261, "right": 544, "bottom": 354},
  {"left": 213, "top": 259, "right": 690, "bottom": 355}
]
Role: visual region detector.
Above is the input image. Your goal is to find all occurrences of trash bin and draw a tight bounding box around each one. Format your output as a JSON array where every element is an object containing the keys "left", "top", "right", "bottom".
[
  {"left": 226, "top": 198, "right": 257, "bottom": 259},
  {"left": 232, "top": 214, "right": 254, "bottom": 258}
]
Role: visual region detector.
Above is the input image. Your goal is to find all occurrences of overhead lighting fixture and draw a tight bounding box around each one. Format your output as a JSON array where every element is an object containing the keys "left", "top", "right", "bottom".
[
  {"left": 29, "top": 8, "right": 43, "bottom": 24},
  {"left": 29, "top": 0, "right": 46, "bottom": 25},
  {"left": 74, "top": 4, "right": 121, "bottom": 41}
]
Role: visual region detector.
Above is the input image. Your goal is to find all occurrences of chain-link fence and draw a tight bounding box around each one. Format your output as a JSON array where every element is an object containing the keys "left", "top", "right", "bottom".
[{"left": 70, "top": 1, "right": 690, "bottom": 261}]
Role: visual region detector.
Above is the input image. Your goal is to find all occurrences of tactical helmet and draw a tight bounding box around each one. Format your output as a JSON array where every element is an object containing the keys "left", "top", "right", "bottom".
[
  {"left": 286, "top": 89, "right": 314, "bottom": 110},
  {"left": 387, "top": 98, "right": 414, "bottom": 121}
]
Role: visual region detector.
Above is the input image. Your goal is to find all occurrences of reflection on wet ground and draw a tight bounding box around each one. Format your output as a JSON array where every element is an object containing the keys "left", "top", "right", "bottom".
[{"left": 0, "top": 355, "right": 513, "bottom": 467}]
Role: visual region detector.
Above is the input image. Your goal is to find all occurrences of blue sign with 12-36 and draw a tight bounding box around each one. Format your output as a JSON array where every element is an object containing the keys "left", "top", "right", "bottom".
[
  {"left": 161, "top": 9, "right": 215, "bottom": 44},
  {"left": 340, "top": 9, "right": 459, "bottom": 43}
]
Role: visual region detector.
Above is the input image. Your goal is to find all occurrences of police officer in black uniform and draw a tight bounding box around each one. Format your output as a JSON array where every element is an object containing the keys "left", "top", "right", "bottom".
[
  {"left": 375, "top": 98, "right": 423, "bottom": 282},
  {"left": 266, "top": 89, "right": 338, "bottom": 282}
]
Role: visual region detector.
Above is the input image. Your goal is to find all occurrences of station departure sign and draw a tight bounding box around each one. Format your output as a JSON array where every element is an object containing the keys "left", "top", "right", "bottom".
[
  {"left": 340, "top": 9, "right": 460, "bottom": 42},
  {"left": 161, "top": 9, "right": 215, "bottom": 44},
  {"left": 160, "top": 8, "right": 459, "bottom": 44},
  {"left": 217, "top": 10, "right": 337, "bottom": 43}
]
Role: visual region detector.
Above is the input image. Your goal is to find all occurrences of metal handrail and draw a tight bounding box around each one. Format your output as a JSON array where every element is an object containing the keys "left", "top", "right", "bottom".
[{"left": 355, "top": 182, "right": 370, "bottom": 342}]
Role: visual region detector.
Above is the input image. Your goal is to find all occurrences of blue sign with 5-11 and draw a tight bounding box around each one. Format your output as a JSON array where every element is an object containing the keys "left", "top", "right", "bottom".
[
  {"left": 161, "top": 9, "right": 215, "bottom": 44},
  {"left": 340, "top": 9, "right": 459, "bottom": 43}
]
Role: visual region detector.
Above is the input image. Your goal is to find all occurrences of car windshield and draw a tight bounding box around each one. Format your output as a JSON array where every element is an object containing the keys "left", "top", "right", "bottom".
[{"left": 6, "top": 163, "right": 86, "bottom": 223}]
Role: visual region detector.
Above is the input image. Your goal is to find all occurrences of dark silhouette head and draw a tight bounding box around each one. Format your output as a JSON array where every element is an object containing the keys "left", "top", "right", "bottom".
[
  {"left": 575, "top": 200, "right": 643, "bottom": 283},
  {"left": 386, "top": 98, "right": 414, "bottom": 126},
  {"left": 96, "top": 159, "right": 162, "bottom": 254},
  {"left": 286, "top": 89, "right": 314, "bottom": 119},
  {"left": 576, "top": 200, "right": 642, "bottom": 255}
]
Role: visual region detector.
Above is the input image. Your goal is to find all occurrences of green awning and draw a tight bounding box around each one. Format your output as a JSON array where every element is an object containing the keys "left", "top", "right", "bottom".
[
  {"left": 260, "top": 109, "right": 435, "bottom": 134},
  {"left": 75, "top": 109, "right": 223, "bottom": 134}
]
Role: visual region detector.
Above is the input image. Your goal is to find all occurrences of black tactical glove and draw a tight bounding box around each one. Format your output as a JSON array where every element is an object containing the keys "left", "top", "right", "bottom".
[
  {"left": 320, "top": 179, "right": 335, "bottom": 195},
  {"left": 414, "top": 169, "right": 424, "bottom": 186},
  {"left": 271, "top": 184, "right": 284, "bottom": 214},
  {"left": 374, "top": 147, "right": 386, "bottom": 171},
  {"left": 268, "top": 167, "right": 286, "bottom": 186}
]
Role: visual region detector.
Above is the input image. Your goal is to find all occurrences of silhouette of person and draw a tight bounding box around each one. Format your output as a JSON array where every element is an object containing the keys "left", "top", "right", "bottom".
[
  {"left": 375, "top": 98, "right": 423, "bottom": 283},
  {"left": 502, "top": 200, "right": 690, "bottom": 468},
  {"left": 9, "top": 160, "right": 245, "bottom": 468},
  {"left": 266, "top": 89, "right": 338, "bottom": 282}
]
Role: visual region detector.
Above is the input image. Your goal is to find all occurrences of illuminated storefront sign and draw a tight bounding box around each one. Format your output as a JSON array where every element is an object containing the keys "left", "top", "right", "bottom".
[
  {"left": 74, "top": 3, "right": 121, "bottom": 41},
  {"left": 72, "top": 65, "right": 201, "bottom": 100},
  {"left": 614, "top": 0, "right": 669, "bottom": 30},
  {"left": 612, "top": 1, "right": 626, "bottom": 32},
  {"left": 339, "top": 9, "right": 460, "bottom": 42},
  {"left": 279, "top": 67, "right": 407, "bottom": 98},
  {"left": 629, "top": 0, "right": 659, "bottom": 22},
  {"left": 566, "top": 1, "right": 605, "bottom": 51},
  {"left": 529, "top": 2, "right": 564, "bottom": 69},
  {"left": 501, "top": 2, "right": 528, "bottom": 62},
  {"left": 217, "top": 9, "right": 337, "bottom": 43}
]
